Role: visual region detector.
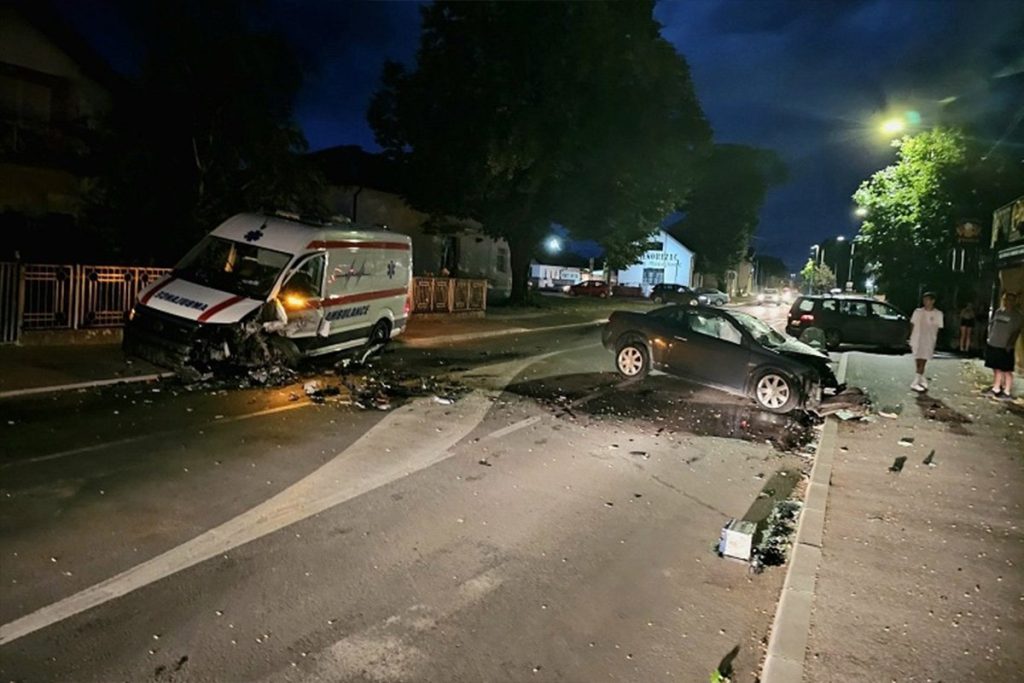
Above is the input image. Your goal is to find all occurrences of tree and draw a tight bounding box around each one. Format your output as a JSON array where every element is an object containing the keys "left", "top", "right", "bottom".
[
  {"left": 86, "top": 0, "right": 325, "bottom": 262},
  {"left": 852, "top": 127, "right": 1024, "bottom": 311},
  {"left": 800, "top": 259, "right": 836, "bottom": 292},
  {"left": 369, "top": 1, "right": 711, "bottom": 302},
  {"left": 669, "top": 144, "right": 787, "bottom": 281}
]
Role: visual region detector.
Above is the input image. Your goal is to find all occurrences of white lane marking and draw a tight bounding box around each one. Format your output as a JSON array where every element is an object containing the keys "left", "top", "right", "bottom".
[
  {"left": 0, "top": 354, "right": 558, "bottom": 645},
  {"left": 401, "top": 319, "right": 605, "bottom": 347},
  {"left": 0, "top": 402, "right": 312, "bottom": 470},
  {"left": 0, "top": 373, "right": 175, "bottom": 400},
  {"left": 482, "top": 415, "right": 541, "bottom": 441}
]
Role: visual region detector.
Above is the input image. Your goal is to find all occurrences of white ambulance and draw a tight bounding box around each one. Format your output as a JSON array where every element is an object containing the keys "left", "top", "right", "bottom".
[{"left": 124, "top": 212, "right": 412, "bottom": 369}]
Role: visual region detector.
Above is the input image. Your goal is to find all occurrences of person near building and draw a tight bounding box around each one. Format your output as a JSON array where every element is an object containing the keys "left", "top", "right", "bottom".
[
  {"left": 959, "top": 302, "right": 976, "bottom": 354},
  {"left": 983, "top": 291, "right": 1022, "bottom": 401},
  {"left": 909, "top": 292, "right": 943, "bottom": 392}
]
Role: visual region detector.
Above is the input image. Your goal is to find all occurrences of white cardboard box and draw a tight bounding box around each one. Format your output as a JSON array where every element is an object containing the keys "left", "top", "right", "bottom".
[{"left": 719, "top": 519, "right": 757, "bottom": 561}]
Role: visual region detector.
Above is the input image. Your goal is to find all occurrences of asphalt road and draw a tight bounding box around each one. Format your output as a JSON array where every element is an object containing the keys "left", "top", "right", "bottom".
[{"left": 0, "top": 303, "right": 802, "bottom": 682}]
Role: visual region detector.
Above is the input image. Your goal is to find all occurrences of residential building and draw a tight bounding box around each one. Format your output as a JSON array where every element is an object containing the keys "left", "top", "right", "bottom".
[
  {"left": 991, "top": 195, "right": 1024, "bottom": 372},
  {"left": 613, "top": 229, "right": 695, "bottom": 296},
  {"left": 0, "top": 2, "right": 116, "bottom": 235}
]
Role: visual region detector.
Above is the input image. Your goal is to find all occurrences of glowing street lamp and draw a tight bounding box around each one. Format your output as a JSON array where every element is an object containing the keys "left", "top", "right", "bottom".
[
  {"left": 881, "top": 118, "right": 905, "bottom": 136},
  {"left": 545, "top": 236, "right": 561, "bottom": 253},
  {"left": 854, "top": 206, "right": 868, "bottom": 218}
]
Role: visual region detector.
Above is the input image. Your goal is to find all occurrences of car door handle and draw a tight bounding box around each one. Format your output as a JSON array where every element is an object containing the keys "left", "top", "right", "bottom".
[{"left": 673, "top": 335, "right": 688, "bottom": 342}]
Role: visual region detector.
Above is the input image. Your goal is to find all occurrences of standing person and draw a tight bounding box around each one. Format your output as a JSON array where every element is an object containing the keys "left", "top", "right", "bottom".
[
  {"left": 909, "top": 292, "right": 943, "bottom": 392},
  {"left": 983, "top": 291, "right": 1022, "bottom": 401},
  {"left": 959, "top": 302, "right": 976, "bottom": 353}
]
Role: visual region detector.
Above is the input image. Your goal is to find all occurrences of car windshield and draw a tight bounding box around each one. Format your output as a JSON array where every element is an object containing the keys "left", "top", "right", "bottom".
[
  {"left": 175, "top": 236, "right": 293, "bottom": 299},
  {"left": 731, "top": 310, "right": 788, "bottom": 348}
]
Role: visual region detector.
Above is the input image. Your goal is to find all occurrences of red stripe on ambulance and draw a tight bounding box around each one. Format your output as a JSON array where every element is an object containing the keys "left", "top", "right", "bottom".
[
  {"left": 320, "top": 287, "right": 409, "bottom": 309},
  {"left": 306, "top": 240, "right": 410, "bottom": 251},
  {"left": 139, "top": 277, "right": 175, "bottom": 305},
  {"left": 197, "top": 295, "right": 246, "bottom": 322}
]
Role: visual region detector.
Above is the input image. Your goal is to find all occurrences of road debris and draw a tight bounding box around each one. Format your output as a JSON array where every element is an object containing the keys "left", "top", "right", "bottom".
[
  {"left": 898, "top": 436, "right": 915, "bottom": 446},
  {"left": 750, "top": 500, "right": 802, "bottom": 571},
  {"left": 889, "top": 456, "right": 907, "bottom": 473},
  {"left": 923, "top": 450, "right": 935, "bottom": 466}
]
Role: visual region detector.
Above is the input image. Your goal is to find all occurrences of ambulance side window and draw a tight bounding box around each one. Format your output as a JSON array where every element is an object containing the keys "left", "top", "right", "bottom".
[{"left": 283, "top": 254, "right": 325, "bottom": 300}]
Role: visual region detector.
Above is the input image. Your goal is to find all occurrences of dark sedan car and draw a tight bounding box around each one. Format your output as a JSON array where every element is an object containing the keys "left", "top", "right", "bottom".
[
  {"left": 649, "top": 283, "right": 698, "bottom": 304},
  {"left": 602, "top": 304, "right": 839, "bottom": 413}
]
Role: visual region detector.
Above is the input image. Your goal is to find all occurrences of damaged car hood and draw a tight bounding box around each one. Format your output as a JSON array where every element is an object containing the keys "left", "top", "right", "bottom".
[
  {"left": 771, "top": 338, "right": 830, "bottom": 364},
  {"left": 139, "top": 276, "right": 264, "bottom": 324}
]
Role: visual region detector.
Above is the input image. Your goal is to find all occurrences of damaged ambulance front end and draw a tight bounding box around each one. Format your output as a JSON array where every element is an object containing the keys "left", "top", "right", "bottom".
[{"left": 124, "top": 233, "right": 296, "bottom": 377}]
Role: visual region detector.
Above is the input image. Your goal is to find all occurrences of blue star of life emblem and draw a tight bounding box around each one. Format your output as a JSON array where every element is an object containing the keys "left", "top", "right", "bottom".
[
  {"left": 387, "top": 260, "right": 397, "bottom": 278},
  {"left": 244, "top": 230, "right": 263, "bottom": 242}
]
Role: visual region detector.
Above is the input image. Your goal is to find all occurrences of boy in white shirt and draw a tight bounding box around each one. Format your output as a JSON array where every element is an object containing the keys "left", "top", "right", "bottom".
[{"left": 910, "top": 292, "right": 943, "bottom": 392}]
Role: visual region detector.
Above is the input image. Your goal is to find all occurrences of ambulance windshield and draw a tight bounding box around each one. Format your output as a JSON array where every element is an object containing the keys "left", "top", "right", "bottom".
[{"left": 175, "top": 236, "right": 292, "bottom": 299}]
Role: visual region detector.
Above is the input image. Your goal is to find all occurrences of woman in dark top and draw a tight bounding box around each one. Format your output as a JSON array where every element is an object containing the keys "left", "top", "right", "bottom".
[{"left": 959, "top": 302, "right": 976, "bottom": 353}]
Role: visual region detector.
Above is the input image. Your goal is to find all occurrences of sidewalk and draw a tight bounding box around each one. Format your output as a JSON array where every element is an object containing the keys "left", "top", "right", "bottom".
[
  {"left": 802, "top": 353, "right": 1024, "bottom": 681},
  {"left": 0, "top": 344, "right": 168, "bottom": 398}
]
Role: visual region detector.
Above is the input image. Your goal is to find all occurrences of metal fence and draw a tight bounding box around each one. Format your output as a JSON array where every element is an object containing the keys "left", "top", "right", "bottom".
[
  {"left": 0, "top": 263, "right": 172, "bottom": 342},
  {"left": 0, "top": 262, "right": 19, "bottom": 343},
  {"left": 0, "top": 267, "right": 488, "bottom": 342},
  {"left": 412, "top": 277, "right": 488, "bottom": 314}
]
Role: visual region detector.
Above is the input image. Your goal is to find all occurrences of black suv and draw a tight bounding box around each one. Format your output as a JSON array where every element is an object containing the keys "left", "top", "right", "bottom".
[
  {"left": 650, "top": 283, "right": 697, "bottom": 304},
  {"left": 786, "top": 295, "right": 911, "bottom": 350}
]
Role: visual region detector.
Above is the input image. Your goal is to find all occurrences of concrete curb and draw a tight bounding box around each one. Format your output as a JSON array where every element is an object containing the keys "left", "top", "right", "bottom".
[
  {"left": 401, "top": 318, "right": 607, "bottom": 347},
  {"left": 761, "top": 352, "right": 847, "bottom": 682},
  {"left": 0, "top": 373, "right": 174, "bottom": 400}
]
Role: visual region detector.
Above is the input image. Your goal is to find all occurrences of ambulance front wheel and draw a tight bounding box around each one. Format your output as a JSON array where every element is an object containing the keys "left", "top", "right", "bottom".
[
  {"left": 267, "top": 335, "right": 301, "bottom": 369},
  {"left": 359, "top": 319, "right": 391, "bottom": 363}
]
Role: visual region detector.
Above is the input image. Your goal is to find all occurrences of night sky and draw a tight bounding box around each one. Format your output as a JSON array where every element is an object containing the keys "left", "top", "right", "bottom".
[{"left": 55, "top": 0, "right": 1024, "bottom": 270}]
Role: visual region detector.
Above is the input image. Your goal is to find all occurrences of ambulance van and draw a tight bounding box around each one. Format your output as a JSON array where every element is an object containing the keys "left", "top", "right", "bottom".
[{"left": 124, "top": 212, "right": 412, "bottom": 370}]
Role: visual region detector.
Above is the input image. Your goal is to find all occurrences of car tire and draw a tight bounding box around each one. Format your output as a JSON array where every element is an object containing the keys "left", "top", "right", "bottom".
[
  {"left": 615, "top": 338, "right": 650, "bottom": 379},
  {"left": 752, "top": 369, "right": 799, "bottom": 414},
  {"left": 653, "top": 296, "right": 663, "bottom": 304},
  {"left": 358, "top": 319, "right": 391, "bottom": 364},
  {"left": 825, "top": 329, "right": 842, "bottom": 350}
]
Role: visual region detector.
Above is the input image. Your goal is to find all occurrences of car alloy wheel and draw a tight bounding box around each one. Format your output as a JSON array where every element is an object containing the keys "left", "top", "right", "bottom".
[
  {"left": 755, "top": 373, "right": 792, "bottom": 410},
  {"left": 616, "top": 346, "right": 646, "bottom": 377}
]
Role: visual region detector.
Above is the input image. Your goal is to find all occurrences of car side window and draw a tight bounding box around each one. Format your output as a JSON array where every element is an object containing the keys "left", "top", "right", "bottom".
[
  {"left": 796, "top": 299, "right": 814, "bottom": 312},
  {"left": 686, "top": 312, "right": 743, "bottom": 345},
  {"left": 871, "top": 302, "right": 905, "bottom": 321},
  {"left": 282, "top": 253, "right": 325, "bottom": 299},
  {"left": 821, "top": 300, "right": 838, "bottom": 312},
  {"left": 842, "top": 300, "right": 870, "bottom": 317}
]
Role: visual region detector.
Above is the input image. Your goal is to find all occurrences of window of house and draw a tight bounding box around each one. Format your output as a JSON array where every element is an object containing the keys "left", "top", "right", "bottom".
[{"left": 496, "top": 247, "right": 508, "bottom": 273}]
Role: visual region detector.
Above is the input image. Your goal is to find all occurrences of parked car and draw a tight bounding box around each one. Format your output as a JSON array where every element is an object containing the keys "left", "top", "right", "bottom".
[
  {"left": 568, "top": 280, "right": 610, "bottom": 298},
  {"left": 649, "top": 283, "right": 698, "bottom": 304},
  {"left": 757, "top": 288, "right": 782, "bottom": 305},
  {"left": 602, "top": 303, "right": 840, "bottom": 413},
  {"left": 696, "top": 288, "right": 730, "bottom": 306},
  {"left": 786, "top": 295, "right": 911, "bottom": 350}
]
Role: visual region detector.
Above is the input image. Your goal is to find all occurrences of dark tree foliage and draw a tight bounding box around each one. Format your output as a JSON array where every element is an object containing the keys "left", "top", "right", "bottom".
[
  {"left": 670, "top": 144, "right": 787, "bottom": 281},
  {"left": 86, "top": 0, "right": 324, "bottom": 262},
  {"left": 369, "top": 0, "right": 711, "bottom": 302},
  {"left": 853, "top": 127, "right": 1024, "bottom": 311}
]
